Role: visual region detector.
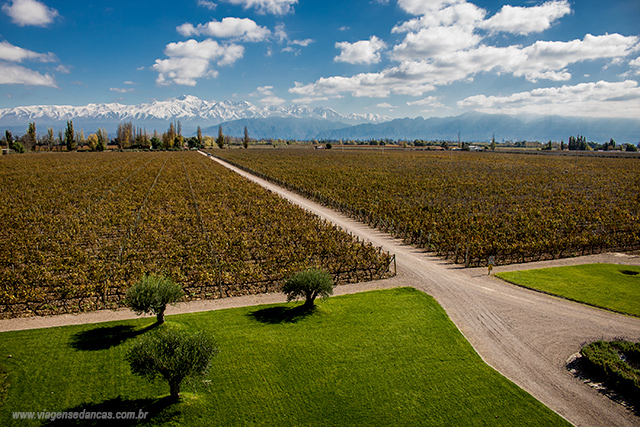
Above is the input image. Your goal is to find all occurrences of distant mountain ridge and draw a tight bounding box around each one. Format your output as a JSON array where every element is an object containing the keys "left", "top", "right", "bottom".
[
  {"left": 314, "top": 112, "right": 640, "bottom": 144},
  {"left": 0, "top": 95, "right": 390, "bottom": 134},
  {"left": 1, "top": 96, "right": 639, "bottom": 143}
]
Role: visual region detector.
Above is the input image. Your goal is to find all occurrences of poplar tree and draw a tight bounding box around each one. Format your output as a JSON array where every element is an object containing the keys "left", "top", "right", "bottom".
[
  {"left": 197, "top": 126, "right": 203, "bottom": 148},
  {"left": 243, "top": 126, "right": 250, "bottom": 149},
  {"left": 26, "top": 122, "right": 36, "bottom": 150},
  {"left": 65, "top": 120, "right": 76, "bottom": 151},
  {"left": 216, "top": 126, "right": 225, "bottom": 149}
]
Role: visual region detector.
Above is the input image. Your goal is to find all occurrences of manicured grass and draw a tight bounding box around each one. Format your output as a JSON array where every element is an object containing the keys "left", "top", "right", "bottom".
[
  {"left": 496, "top": 264, "right": 640, "bottom": 317},
  {"left": 0, "top": 288, "right": 568, "bottom": 426}
]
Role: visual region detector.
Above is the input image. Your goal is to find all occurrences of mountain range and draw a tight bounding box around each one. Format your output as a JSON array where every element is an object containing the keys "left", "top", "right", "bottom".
[
  {"left": 1, "top": 96, "right": 639, "bottom": 143},
  {"left": 0, "top": 95, "right": 388, "bottom": 136}
]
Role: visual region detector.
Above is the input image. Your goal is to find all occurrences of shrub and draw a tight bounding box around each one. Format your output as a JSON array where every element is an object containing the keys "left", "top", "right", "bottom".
[
  {"left": 126, "top": 328, "right": 217, "bottom": 399},
  {"left": 125, "top": 275, "right": 183, "bottom": 324},
  {"left": 580, "top": 340, "right": 640, "bottom": 403},
  {"left": 282, "top": 269, "right": 334, "bottom": 309}
]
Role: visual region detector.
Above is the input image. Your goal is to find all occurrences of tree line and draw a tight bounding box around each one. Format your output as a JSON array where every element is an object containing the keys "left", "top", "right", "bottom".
[{"left": 1, "top": 121, "right": 221, "bottom": 153}]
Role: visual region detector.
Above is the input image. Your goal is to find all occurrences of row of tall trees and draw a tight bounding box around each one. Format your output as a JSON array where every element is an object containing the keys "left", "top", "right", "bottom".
[{"left": 2, "top": 121, "right": 108, "bottom": 152}]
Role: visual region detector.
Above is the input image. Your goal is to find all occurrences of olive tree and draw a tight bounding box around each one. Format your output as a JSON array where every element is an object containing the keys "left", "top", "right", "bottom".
[
  {"left": 125, "top": 274, "right": 183, "bottom": 324},
  {"left": 126, "top": 328, "right": 217, "bottom": 400},
  {"left": 282, "top": 269, "right": 334, "bottom": 309}
]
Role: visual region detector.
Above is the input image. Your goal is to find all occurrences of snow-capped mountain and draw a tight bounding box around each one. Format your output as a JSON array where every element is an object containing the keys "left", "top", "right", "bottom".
[{"left": 0, "top": 96, "right": 390, "bottom": 134}]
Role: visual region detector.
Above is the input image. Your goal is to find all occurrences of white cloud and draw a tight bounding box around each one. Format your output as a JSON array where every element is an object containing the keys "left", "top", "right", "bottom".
[
  {"left": 273, "top": 23, "right": 314, "bottom": 52},
  {"left": 259, "top": 95, "right": 286, "bottom": 106},
  {"left": 479, "top": 0, "right": 571, "bottom": 35},
  {"left": 629, "top": 57, "right": 640, "bottom": 75},
  {"left": 393, "top": 2, "right": 485, "bottom": 31},
  {"left": 274, "top": 23, "right": 288, "bottom": 43},
  {"left": 392, "top": 25, "right": 481, "bottom": 61},
  {"left": 250, "top": 85, "right": 274, "bottom": 96},
  {"left": 55, "top": 64, "right": 70, "bottom": 74},
  {"left": 510, "top": 33, "right": 640, "bottom": 82},
  {"left": 0, "top": 40, "right": 59, "bottom": 87},
  {"left": 376, "top": 102, "right": 396, "bottom": 108},
  {"left": 397, "top": 0, "right": 465, "bottom": 17},
  {"left": 0, "top": 40, "right": 56, "bottom": 62},
  {"left": 288, "top": 0, "right": 640, "bottom": 107},
  {"left": 334, "top": 36, "right": 386, "bottom": 65},
  {"left": 291, "top": 95, "right": 329, "bottom": 104},
  {"left": 152, "top": 39, "right": 244, "bottom": 86},
  {"left": 290, "top": 63, "right": 437, "bottom": 99},
  {"left": 2, "top": 0, "right": 58, "bottom": 27},
  {"left": 0, "top": 62, "right": 56, "bottom": 86},
  {"left": 291, "top": 38, "right": 314, "bottom": 47},
  {"left": 177, "top": 17, "right": 270, "bottom": 42},
  {"left": 457, "top": 80, "right": 640, "bottom": 118},
  {"left": 407, "top": 96, "right": 440, "bottom": 106},
  {"left": 222, "top": 0, "right": 297, "bottom": 15},
  {"left": 110, "top": 87, "right": 134, "bottom": 93},
  {"left": 197, "top": 0, "right": 217, "bottom": 10},
  {"left": 297, "top": 31, "right": 640, "bottom": 100}
]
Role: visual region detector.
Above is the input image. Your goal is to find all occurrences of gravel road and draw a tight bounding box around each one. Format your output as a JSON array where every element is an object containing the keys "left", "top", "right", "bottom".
[{"left": 2, "top": 151, "right": 639, "bottom": 426}]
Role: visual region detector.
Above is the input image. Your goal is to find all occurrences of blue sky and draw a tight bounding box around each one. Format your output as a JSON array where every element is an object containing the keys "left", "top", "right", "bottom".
[{"left": 1, "top": 0, "right": 639, "bottom": 118}]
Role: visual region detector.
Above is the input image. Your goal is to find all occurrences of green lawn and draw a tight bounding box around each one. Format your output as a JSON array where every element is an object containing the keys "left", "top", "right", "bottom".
[
  {"left": 496, "top": 264, "right": 640, "bottom": 317},
  {"left": 0, "top": 288, "right": 568, "bottom": 426}
]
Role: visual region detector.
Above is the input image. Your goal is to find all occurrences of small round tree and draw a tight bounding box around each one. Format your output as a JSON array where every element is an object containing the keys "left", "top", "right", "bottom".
[
  {"left": 125, "top": 274, "right": 183, "bottom": 324},
  {"left": 126, "top": 328, "right": 217, "bottom": 400},
  {"left": 282, "top": 269, "right": 334, "bottom": 309}
]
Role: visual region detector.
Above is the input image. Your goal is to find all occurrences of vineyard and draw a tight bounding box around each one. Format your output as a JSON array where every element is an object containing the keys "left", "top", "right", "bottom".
[
  {"left": 214, "top": 148, "right": 640, "bottom": 267},
  {"left": 0, "top": 151, "right": 393, "bottom": 318}
]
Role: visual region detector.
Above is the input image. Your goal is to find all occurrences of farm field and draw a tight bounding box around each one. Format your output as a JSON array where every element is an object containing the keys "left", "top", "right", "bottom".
[
  {"left": 0, "top": 288, "right": 569, "bottom": 426},
  {"left": 214, "top": 148, "right": 640, "bottom": 267},
  {"left": 0, "top": 151, "right": 392, "bottom": 318},
  {"left": 496, "top": 263, "right": 640, "bottom": 317}
]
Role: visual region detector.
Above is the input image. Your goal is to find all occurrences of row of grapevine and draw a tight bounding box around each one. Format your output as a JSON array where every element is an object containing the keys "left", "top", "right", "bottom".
[
  {"left": 214, "top": 149, "right": 640, "bottom": 267},
  {"left": 0, "top": 151, "right": 393, "bottom": 318}
]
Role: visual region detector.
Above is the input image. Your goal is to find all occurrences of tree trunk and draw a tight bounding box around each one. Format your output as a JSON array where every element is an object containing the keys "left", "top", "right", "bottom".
[
  {"left": 156, "top": 311, "right": 165, "bottom": 325},
  {"left": 169, "top": 378, "right": 181, "bottom": 400},
  {"left": 303, "top": 297, "right": 315, "bottom": 310}
]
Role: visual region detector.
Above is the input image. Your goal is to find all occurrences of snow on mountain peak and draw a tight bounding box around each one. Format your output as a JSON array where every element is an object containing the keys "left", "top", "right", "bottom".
[{"left": 0, "top": 96, "right": 391, "bottom": 131}]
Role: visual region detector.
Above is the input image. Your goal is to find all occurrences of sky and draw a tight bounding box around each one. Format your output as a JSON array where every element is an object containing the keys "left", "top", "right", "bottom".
[{"left": 0, "top": 0, "right": 639, "bottom": 119}]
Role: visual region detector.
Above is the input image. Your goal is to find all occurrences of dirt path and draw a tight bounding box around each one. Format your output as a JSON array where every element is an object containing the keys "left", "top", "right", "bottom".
[{"left": 2, "top": 152, "right": 639, "bottom": 426}]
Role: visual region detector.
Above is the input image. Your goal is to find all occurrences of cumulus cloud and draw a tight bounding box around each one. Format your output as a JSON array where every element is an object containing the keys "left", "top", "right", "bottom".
[
  {"left": 288, "top": 0, "right": 640, "bottom": 118},
  {"left": 393, "top": 1, "right": 485, "bottom": 31},
  {"left": 152, "top": 39, "right": 244, "bottom": 86},
  {"left": 2, "top": 0, "right": 58, "bottom": 27},
  {"left": 0, "top": 62, "right": 56, "bottom": 86},
  {"left": 177, "top": 17, "right": 270, "bottom": 42},
  {"left": 457, "top": 80, "right": 640, "bottom": 118},
  {"left": 629, "top": 57, "right": 640, "bottom": 75},
  {"left": 392, "top": 25, "right": 481, "bottom": 61},
  {"left": 290, "top": 62, "right": 438, "bottom": 99},
  {"left": 222, "top": 0, "right": 297, "bottom": 15},
  {"left": 479, "top": 0, "right": 571, "bottom": 35},
  {"left": 509, "top": 33, "right": 640, "bottom": 82},
  {"left": 334, "top": 36, "right": 386, "bottom": 65},
  {"left": 0, "top": 40, "right": 56, "bottom": 62}
]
